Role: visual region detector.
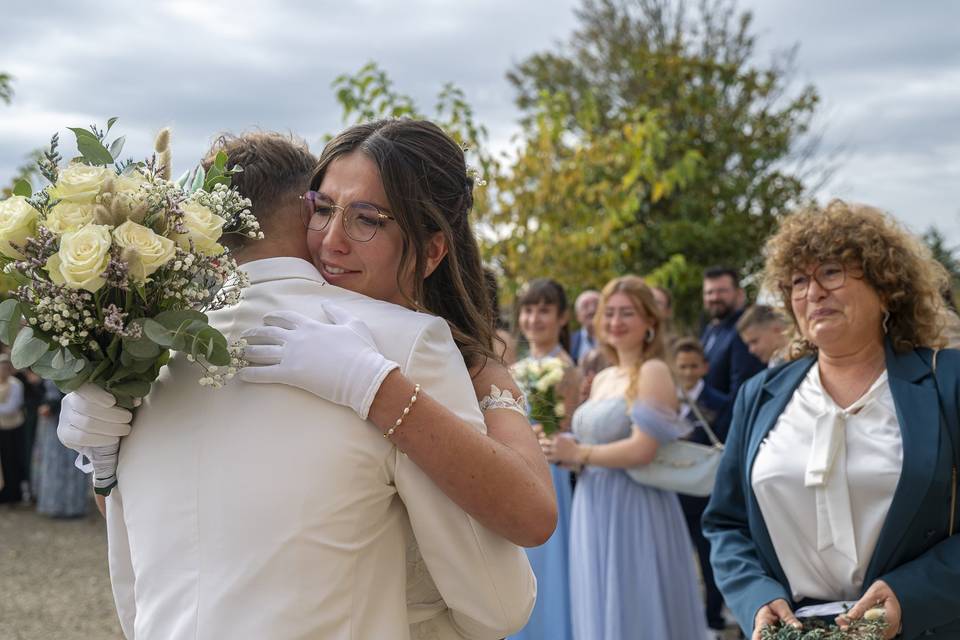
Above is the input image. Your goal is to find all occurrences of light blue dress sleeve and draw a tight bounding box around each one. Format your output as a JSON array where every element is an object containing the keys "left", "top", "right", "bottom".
[{"left": 630, "top": 401, "right": 690, "bottom": 443}]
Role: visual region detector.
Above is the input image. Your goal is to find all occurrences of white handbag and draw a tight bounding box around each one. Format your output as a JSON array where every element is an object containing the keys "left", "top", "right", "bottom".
[{"left": 625, "top": 390, "right": 724, "bottom": 497}]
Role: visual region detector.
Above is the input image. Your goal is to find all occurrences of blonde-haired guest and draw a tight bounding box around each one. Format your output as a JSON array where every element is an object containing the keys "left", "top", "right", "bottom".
[
  {"left": 704, "top": 201, "right": 960, "bottom": 639},
  {"left": 546, "top": 275, "right": 705, "bottom": 639}
]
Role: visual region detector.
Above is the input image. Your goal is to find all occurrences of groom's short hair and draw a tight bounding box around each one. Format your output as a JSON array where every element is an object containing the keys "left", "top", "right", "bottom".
[{"left": 202, "top": 131, "right": 317, "bottom": 247}]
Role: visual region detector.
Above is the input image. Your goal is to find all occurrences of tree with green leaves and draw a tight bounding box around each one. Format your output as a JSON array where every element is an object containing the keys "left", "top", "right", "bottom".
[
  {"left": 496, "top": 0, "right": 821, "bottom": 329},
  {"left": 923, "top": 226, "right": 960, "bottom": 293},
  {"left": 0, "top": 72, "right": 12, "bottom": 105},
  {"left": 329, "top": 0, "right": 822, "bottom": 330}
]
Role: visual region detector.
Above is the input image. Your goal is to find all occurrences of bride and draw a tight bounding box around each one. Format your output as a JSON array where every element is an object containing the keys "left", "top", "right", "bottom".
[{"left": 63, "top": 120, "right": 555, "bottom": 638}]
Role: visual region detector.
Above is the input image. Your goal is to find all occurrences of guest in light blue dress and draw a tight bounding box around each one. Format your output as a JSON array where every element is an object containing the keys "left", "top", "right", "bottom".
[
  {"left": 34, "top": 381, "right": 88, "bottom": 518},
  {"left": 510, "top": 278, "right": 582, "bottom": 640},
  {"left": 547, "top": 275, "right": 704, "bottom": 639}
]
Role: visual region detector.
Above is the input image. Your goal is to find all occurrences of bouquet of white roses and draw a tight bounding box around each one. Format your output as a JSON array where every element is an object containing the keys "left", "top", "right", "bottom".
[
  {"left": 0, "top": 119, "right": 260, "bottom": 416},
  {"left": 510, "top": 357, "right": 567, "bottom": 435}
]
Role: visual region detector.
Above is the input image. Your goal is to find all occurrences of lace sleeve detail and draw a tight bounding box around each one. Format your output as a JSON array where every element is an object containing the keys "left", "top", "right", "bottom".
[{"left": 478, "top": 384, "right": 528, "bottom": 416}]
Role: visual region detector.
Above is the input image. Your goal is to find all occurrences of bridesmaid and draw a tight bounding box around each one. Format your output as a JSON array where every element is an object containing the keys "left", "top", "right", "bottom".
[
  {"left": 546, "top": 275, "right": 705, "bottom": 639},
  {"left": 510, "top": 278, "right": 581, "bottom": 640}
]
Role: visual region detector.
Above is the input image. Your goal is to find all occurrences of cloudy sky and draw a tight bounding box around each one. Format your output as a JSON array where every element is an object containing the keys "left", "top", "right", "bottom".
[{"left": 3, "top": 0, "right": 958, "bottom": 246}]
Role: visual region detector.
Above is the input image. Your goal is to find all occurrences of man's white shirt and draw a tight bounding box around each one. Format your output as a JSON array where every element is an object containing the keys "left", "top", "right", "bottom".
[{"left": 106, "top": 257, "right": 535, "bottom": 639}]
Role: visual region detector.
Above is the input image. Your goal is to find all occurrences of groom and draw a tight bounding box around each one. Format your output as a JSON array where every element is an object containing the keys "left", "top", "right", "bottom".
[{"left": 60, "top": 132, "right": 535, "bottom": 639}]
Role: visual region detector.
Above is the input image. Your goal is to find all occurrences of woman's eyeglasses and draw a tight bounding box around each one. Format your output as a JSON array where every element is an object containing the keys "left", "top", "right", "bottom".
[
  {"left": 783, "top": 262, "right": 855, "bottom": 300},
  {"left": 299, "top": 190, "right": 395, "bottom": 243}
]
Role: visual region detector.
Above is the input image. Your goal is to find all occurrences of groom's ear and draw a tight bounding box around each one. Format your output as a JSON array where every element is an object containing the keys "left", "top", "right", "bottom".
[{"left": 423, "top": 232, "right": 448, "bottom": 278}]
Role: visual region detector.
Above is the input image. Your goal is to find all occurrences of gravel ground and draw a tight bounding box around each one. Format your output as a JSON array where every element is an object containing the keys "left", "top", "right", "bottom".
[
  {"left": 0, "top": 501, "right": 744, "bottom": 640},
  {"left": 0, "top": 502, "right": 122, "bottom": 640}
]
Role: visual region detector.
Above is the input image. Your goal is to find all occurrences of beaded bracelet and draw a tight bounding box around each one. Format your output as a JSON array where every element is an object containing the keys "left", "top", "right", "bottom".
[{"left": 384, "top": 383, "right": 421, "bottom": 439}]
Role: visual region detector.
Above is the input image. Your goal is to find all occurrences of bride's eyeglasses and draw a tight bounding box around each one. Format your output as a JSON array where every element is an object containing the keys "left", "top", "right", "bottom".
[{"left": 299, "top": 190, "right": 395, "bottom": 243}]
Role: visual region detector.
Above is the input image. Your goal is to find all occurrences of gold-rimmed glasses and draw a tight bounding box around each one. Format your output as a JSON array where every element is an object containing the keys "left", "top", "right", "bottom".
[{"left": 299, "top": 190, "right": 395, "bottom": 242}]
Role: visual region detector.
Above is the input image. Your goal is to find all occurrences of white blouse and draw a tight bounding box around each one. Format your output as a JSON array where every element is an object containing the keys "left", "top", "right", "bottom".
[{"left": 751, "top": 365, "right": 903, "bottom": 601}]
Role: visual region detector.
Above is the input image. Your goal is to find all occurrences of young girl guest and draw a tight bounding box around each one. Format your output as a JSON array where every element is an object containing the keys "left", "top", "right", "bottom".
[{"left": 510, "top": 278, "right": 581, "bottom": 640}]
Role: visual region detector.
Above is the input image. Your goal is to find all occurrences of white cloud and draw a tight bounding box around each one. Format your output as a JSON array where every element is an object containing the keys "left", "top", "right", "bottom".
[{"left": 2, "top": 0, "right": 957, "bottom": 247}]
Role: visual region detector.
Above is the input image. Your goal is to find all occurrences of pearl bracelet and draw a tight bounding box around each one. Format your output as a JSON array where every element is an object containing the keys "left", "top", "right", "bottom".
[{"left": 384, "top": 383, "right": 421, "bottom": 439}]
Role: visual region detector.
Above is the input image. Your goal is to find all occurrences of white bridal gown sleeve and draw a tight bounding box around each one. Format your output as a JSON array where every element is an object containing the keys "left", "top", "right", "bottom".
[{"left": 397, "top": 316, "right": 536, "bottom": 639}]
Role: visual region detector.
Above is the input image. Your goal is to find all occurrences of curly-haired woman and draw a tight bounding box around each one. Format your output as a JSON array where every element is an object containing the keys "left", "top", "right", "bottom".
[{"left": 703, "top": 201, "right": 960, "bottom": 639}]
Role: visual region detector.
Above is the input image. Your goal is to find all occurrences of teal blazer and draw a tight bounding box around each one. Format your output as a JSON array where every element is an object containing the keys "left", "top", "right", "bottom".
[{"left": 703, "top": 342, "right": 960, "bottom": 639}]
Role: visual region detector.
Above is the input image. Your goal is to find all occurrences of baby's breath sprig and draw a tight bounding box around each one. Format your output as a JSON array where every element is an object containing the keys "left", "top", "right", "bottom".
[
  {"left": 192, "top": 339, "right": 246, "bottom": 388},
  {"left": 193, "top": 183, "right": 261, "bottom": 239}
]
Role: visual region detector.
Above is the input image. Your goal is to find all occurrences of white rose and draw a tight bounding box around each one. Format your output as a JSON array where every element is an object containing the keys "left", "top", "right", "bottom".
[
  {"left": 45, "top": 224, "right": 113, "bottom": 292},
  {"left": 535, "top": 366, "right": 565, "bottom": 391},
  {"left": 111, "top": 171, "right": 149, "bottom": 195},
  {"left": 554, "top": 402, "right": 566, "bottom": 418},
  {"left": 45, "top": 202, "right": 96, "bottom": 235},
  {"left": 112, "top": 220, "right": 176, "bottom": 282},
  {"left": 175, "top": 201, "right": 225, "bottom": 256},
  {"left": 0, "top": 196, "right": 39, "bottom": 259},
  {"left": 48, "top": 164, "right": 113, "bottom": 204}
]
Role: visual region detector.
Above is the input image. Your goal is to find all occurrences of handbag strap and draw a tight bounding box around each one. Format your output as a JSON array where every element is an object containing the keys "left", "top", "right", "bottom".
[
  {"left": 678, "top": 386, "right": 723, "bottom": 447},
  {"left": 930, "top": 349, "right": 958, "bottom": 537}
]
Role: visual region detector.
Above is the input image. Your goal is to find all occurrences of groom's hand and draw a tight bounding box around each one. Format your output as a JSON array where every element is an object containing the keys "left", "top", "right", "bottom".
[
  {"left": 58, "top": 384, "right": 134, "bottom": 493},
  {"left": 239, "top": 305, "right": 399, "bottom": 420}
]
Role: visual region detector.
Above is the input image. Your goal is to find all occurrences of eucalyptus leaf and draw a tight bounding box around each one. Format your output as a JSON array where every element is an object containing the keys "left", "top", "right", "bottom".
[
  {"left": 110, "top": 380, "right": 152, "bottom": 398},
  {"left": 204, "top": 175, "right": 231, "bottom": 191},
  {"left": 122, "top": 354, "right": 157, "bottom": 374},
  {"left": 109, "top": 135, "right": 126, "bottom": 161},
  {"left": 55, "top": 362, "right": 92, "bottom": 393},
  {"left": 108, "top": 364, "right": 140, "bottom": 382},
  {"left": 214, "top": 150, "right": 228, "bottom": 171},
  {"left": 68, "top": 128, "right": 114, "bottom": 165},
  {"left": 175, "top": 168, "right": 193, "bottom": 189},
  {"left": 13, "top": 179, "right": 32, "bottom": 197},
  {"left": 123, "top": 334, "right": 162, "bottom": 359},
  {"left": 143, "top": 319, "right": 174, "bottom": 347},
  {"left": 190, "top": 166, "right": 205, "bottom": 193},
  {"left": 88, "top": 356, "right": 113, "bottom": 384},
  {"left": 196, "top": 326, "right": 230, "bottom": 366},
  {"left": 0, "top": 299, "right": 23, "bottom": 346},
  {"left": 11, "top": 326, "right": 50, "bottom": 369},
  {"left": 30, "top": 350, "right": 77, "bottom": 381},
  {"left": 106, "top": 116, "right": 119, "bottom": 133},
  {"left": 154, "top": 309, "right": 207, "bottom": 331}
]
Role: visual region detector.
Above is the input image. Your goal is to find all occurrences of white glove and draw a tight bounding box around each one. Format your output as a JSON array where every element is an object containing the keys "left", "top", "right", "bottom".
[
  {"left": 239, "top": 305, "right": 399, "bottom": 420},
  {"left": 57, "top": 384, "right": 134, "bottom": 495}
]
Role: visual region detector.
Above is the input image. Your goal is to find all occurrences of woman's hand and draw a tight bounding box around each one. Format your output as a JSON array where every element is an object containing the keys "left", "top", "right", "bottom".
[
  {"left": 543, "top": 432, "right": 583, "bottom": 465},
  {"left": 753, "top": 599, "right": 802, "bottom": 640},
  {"left": 240, "top": 306, "right": 398, "bottom": 420},
  {"left": 837, "top": 579, "right": 901, "bottom": 639}
]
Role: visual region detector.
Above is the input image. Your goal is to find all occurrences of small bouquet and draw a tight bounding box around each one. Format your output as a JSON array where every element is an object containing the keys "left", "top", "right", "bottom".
[
  {"left": 510, "top": 357, "right": 567, "bottom": 434},
  {"left": 0, "top": 119, "right": 261, "bottom": 412}
]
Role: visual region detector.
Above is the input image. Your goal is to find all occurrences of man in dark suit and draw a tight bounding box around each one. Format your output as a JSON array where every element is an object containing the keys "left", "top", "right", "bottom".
[
  {"left": 674, "top": 337, "right": 732, "bottom": 638},
  {"left": 700, "top": 266, "right": 765, "bottom": 399}
]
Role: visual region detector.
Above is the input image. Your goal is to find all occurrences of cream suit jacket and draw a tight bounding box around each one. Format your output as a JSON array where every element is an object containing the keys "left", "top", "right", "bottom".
[{"left": 106, "top": 257, "right": 535, "bottom": 640}]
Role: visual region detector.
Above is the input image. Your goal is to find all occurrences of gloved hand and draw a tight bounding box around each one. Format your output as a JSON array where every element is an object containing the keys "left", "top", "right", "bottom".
[
  {"left": 239, "top": 305, "right": 399, "bottom": 420},
  {"left": 57, "top": 384, "right": 134, "bottom": 495}
]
